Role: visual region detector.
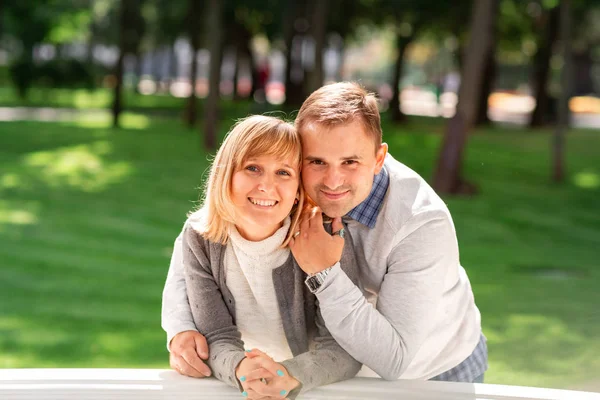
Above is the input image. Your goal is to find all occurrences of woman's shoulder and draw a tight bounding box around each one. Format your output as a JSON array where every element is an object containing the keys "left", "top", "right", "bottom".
[{"left": 185, "top": 208, "right": 209, "bottom": 234}]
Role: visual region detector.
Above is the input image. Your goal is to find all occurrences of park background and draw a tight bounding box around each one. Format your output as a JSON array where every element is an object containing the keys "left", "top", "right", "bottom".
[{"left": 1, "top": 0, "right": 599, "bottom": 393}]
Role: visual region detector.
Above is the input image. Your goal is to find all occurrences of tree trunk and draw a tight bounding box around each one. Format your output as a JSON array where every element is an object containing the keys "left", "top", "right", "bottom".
[
  {"left": 307, "top": 0, "right": 329, "bottom": 94},
  {"left": 530, "top": 6, "right": 559, "bottom": 128},
  {"left": 134, "top": 52, "right": 143, "bottom": 93},
  {"left": 475, "top": 48, "right": 496, "bottom": 126},
  {"left": 185, "top": 0, "right": 202, "bottom": 127},
  {"left": 168, "top": 43, "right": 178, "bottom": 86},
  {"left": 283, "top": 0, "right": 305, "bottom": 106},
  {"left": 112, "top": 0, "right": 128, "bottom": 128},
  {"left": 553, "top": 0, "right": 572, "bottom": 183},
  {"left": 433, "top": 0, "right": 499, "bottom": 195},
  {"left": 203, "top": 0, "right": 223, "bottom": 151},
  {"left": 185, "top": 46, "right": 199, "bottom": 126},
  {"left": 232, "top": 42, "right": 242, "bottom": 100},
  {"left": 242, "top": 34, "right": 258, "bottom": 99},
  {"left": 572, "top": 49, "right": 594, "bottom": 96},
  {"left": 390, "top": 32, "right": 413, "bottom": 123}
]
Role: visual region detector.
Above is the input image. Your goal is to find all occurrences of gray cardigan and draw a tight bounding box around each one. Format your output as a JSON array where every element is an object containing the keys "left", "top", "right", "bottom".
[{"left": 182, "top": 224, "right": 362, "bottom": 397}]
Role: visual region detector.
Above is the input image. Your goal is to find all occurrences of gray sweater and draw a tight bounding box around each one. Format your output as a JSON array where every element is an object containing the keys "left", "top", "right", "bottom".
[{"left": 181, "top": 224, "right": 362, "bottom": 396}]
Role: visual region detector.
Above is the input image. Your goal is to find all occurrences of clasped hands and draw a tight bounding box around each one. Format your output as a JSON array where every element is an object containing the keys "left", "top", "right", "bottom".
[{"left": 236, "top": 349, "right": 299, "bottom": 399}]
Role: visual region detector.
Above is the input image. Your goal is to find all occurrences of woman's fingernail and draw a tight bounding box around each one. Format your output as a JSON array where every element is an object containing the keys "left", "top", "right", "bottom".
[
  {"left": 245, "top": 349, "right": 252, "bottom": 352},
  {"left": 240, "top": 376, "right": 246, "bottom": 382},
  {"left": 276, "top": 370, "right": 284, "bottom": 377},
  {"left": 280, "top": 390, "right": 287, "bottom": 396},
  {"left": 242, "top": 391, "right": 248, "bottom": 397}
]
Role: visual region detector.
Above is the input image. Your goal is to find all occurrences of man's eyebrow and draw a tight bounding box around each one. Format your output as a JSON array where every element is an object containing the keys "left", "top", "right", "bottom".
[
  {"left": 305, "top": 156, "right": 322, "bottom": 161},
  {"left": 304, "top": 155, "right": 362, "bottom": 161}
]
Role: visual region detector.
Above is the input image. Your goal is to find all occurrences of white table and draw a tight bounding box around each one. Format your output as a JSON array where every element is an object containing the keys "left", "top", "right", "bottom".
[{"left": 1, "top": 369, "right": 598, "bottom": 400}]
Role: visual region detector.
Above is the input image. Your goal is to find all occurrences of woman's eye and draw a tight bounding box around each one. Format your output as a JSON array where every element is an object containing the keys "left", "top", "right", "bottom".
[
  {"left": 277, "top": 170, "right": 291, "bottom": 176},
  {"left": 246, "top": 165, "right": 259, "bottom": 172}
]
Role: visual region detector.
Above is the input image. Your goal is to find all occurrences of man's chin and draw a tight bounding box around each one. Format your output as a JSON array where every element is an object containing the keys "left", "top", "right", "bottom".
[{"left": 318, "top": 204, "right": 350, "bottom": 220}]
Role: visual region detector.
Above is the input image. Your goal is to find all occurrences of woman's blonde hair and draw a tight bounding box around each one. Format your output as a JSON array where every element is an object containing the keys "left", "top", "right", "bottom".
[{"left": 190, "top": 115, "right": 304, "bottom": 247}]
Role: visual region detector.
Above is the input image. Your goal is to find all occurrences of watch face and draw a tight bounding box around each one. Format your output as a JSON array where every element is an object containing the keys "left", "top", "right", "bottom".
[{"left": 305, "top": 276, "right": 321, "bottom": 293}]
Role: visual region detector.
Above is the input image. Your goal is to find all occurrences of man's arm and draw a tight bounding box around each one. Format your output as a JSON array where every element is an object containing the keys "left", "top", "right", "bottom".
[
  {"left": 161, "top": 233, "right": 198, "bottom": 345},
  {"left": 280, "top": 299, "right": 362, "bottom": 396},
  {"left": 161, "top": 230, "right": 211, "bottom": 378},
  {"left": 296, "top": 210, "right": 455, "bottom": 380}
]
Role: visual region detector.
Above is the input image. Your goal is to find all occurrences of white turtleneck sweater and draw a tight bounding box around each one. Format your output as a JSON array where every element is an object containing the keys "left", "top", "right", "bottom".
[{"left": 224, "top": 217, "right": 294, "bottom": 362}]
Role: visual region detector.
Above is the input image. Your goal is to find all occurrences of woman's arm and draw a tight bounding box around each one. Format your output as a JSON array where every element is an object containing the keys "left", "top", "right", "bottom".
[
  {"left": 182, "top": 226, "right": 246, "bottom": 389},
  {"left": 280, "top": 293, "right": 362, "bottom": 395}
]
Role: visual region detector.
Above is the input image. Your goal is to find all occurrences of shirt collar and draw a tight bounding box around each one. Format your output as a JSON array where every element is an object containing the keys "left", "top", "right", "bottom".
[{"left": 346, "top": 166, "right": 389, "bottom": 228}]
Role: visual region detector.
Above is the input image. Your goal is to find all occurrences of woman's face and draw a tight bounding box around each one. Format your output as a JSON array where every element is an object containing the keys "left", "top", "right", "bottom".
[{"left": 231, "top": 154, "right": 300, "bottom": 241}]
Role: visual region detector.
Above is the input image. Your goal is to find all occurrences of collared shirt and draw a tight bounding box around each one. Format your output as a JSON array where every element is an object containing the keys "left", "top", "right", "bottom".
[
  {"left": 429, "top": 334, "right": 488, "bottom": 382},
  {"left": 346, "top": 166, "right": 389, "bottom": 228}
]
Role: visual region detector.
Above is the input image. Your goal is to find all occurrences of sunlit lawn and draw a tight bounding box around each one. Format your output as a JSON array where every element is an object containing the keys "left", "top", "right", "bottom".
[{"left": 0, "top": 111, "right": 599, "bottom": 392}]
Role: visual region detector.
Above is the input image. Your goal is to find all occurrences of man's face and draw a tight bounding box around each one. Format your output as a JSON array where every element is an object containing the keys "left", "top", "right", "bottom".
[{"left": 301, "top": 120, "right": 387, "bottom": 218}]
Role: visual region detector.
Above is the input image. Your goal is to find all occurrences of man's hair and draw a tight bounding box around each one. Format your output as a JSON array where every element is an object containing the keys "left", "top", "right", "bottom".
[
  {"left": 190, "top": 115, "right": 304, "bottom": 246},
  {"left": 295, "top": 81, "right": 382, "bottom": 150}
]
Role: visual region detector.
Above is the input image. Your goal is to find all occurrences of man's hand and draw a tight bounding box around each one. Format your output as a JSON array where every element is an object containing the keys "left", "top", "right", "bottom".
[
  {"left": 236, "top": 349, "right": 299, "bottom": 399},
  {"left": 169, "top": 330, "right": 211, "bottom": 378},
  {"left": 289, "top": 206, "right": 345, "bottom": 275}
]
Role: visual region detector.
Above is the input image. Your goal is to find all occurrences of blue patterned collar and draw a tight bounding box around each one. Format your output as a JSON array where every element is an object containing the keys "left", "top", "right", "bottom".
[{"left": 346, "top": 166, "right": 389, "bottom": 228}]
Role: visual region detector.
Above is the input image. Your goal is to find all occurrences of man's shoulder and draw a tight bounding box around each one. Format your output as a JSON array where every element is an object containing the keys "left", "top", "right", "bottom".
[{"left": 381, "top": 155, "right": 449, "bottom": 224}]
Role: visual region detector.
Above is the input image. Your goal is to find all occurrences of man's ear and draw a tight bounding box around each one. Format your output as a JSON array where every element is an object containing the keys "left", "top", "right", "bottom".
[{"left": 374, "top": 143, "right": 388, "bottom": 174}]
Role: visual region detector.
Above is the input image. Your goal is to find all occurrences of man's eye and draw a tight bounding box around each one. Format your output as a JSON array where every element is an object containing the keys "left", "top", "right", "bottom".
[
  {"left": 310, "top": 160, "right": 324, "bottom": 165},
  {"left": 344, "top": 160, "right": 357, "bottom": 165}
]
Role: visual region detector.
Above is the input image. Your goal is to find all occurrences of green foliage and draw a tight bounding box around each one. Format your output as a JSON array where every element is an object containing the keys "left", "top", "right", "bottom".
[{"left": 8, "top": 59, "right": 96, "bottom": 98}]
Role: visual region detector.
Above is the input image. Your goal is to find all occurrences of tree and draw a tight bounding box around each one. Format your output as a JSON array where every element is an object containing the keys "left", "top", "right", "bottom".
[
  {"left": 553, "top": 0, "right": 573, "bottom": 183},
  {"left": 530, "top": 4, "right": 560, "bottom": 127},
  {"left": 203, "top": 0, "right": 223, "bottom": 150},
  {"left": 306, "top": 0, "right": 330, "bottom": 94},
  {"left": 184, "top": 0, "right": 203, "bottom": 127},
  {"left": 433, "top": 0, "right": 500, "bottom": 195},
  {"left": 112, "top": 0, "right": 145, "bottom": 128}
]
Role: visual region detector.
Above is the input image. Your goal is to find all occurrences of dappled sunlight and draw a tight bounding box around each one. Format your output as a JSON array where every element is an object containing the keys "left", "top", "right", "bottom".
[
  {"left": 573, "top": 171, "right": 599, "bottom": 190},
  {"left": 484, "top": 313, "right": 600, "bottom": 387},
  {"left": 68, "top": 112, "right": 151, "bottom": 130},
  {"left": 0, "top": 173, "right": 22, "bottom": 189},
  {"left": 23, "top": 141, "right": 133, "bottom": 192},
  {"left": 0, "top": 315, "right": 165, "bottom": 368},
  {"left": 72, "top": 90, "right": 112, "bottom": 109},
  {"left": 0, "top": 201, "right": 39, "bottom": 228}
]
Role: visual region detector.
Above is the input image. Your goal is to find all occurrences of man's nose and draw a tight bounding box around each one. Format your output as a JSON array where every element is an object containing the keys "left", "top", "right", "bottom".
[{"left": 323, "top": 167, "right": 344, "bottom": 190}]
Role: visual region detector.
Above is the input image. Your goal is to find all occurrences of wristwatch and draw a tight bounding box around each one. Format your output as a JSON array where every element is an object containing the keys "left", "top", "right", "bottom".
[{"left": 304, "top": 266, "right": 333, "bottom": 293}]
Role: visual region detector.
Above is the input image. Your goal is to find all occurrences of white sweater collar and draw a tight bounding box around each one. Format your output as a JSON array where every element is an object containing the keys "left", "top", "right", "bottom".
[{"left": 228, "top": 217, "right": 291, "bottom": 261}]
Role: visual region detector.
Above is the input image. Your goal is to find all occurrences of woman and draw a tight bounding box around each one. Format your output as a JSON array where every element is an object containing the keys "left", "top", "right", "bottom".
[{"left": 181, "top": 115, "right": 361, "bottom": 399}]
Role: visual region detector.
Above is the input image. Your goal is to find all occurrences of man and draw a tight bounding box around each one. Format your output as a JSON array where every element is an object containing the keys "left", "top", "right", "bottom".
[{"left": 162, "top": 82, "right": 487, "bottom": 383}]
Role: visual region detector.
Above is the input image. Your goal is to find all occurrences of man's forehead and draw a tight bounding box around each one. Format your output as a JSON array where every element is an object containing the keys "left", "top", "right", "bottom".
[{"left": 301, "top": 119, "right": 367, "bottom": 135}]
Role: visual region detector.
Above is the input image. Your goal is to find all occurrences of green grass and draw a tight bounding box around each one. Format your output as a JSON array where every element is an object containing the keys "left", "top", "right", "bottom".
[{"left": 0, "top": 112, "right": 599, "bottom": 391}]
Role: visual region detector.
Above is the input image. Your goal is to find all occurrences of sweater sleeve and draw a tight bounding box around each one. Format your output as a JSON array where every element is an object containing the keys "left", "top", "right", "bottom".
[
  {"left": 281, "top": 291, "right": 362, "bottom": 397},
  {"left": 313, "top": 210, "right": 456, "bottom": 380},
  {"left": 182, "top": 226, "right": 246, "bottom": 389}
]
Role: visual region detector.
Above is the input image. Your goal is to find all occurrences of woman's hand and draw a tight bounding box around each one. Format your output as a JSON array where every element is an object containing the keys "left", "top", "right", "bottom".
[{"left": 236, "top": 349, "right": 299, "bottom": 399}]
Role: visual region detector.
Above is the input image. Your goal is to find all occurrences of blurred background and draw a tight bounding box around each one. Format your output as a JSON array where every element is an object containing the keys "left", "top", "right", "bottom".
[{"left": 0, "top": 0, "right": 599, "bottom": 393}]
